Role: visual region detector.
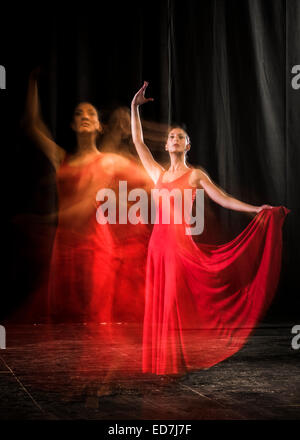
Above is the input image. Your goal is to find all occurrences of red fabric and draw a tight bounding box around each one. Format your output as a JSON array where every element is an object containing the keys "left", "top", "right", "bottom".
[
  {"left": 48, "top": 154, "right": 116, "bottom": 322},
  {"left": 48, "top": 153, "right": 150, "bottom": 323},
  {"left": 142, "top": 170, "right": 290, "bottom": 375}
]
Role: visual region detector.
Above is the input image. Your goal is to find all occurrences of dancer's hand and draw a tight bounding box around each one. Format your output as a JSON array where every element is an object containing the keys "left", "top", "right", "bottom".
[
  {"left": 132, "top": 81, "right": 154, "bottom": 107},
  {"left": 256, "top": 204, "right": 273, "bottom": 213}
]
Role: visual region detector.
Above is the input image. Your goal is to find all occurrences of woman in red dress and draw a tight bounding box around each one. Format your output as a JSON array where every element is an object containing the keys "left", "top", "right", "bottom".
[
  {"left": 131, "top": 82, "right": 290, "bottom": 376},
  {"left": 23, "top": 70, "right": 149, "bottom": 323}
]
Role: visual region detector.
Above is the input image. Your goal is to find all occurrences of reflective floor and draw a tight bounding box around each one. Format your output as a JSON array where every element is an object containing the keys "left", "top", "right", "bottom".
[{"left": 0, "top": 321, "right": 299, "bottom": 420}]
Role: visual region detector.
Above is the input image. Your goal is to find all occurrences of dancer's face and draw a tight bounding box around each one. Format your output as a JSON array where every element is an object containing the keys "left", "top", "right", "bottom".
[
  {"left": 71, "top": 102, "right": 102, "bottom": 135},
  {"left": 110, "top": 107, "right": 131, "bottom": 137},
  {"left": 165, "top": 128, "right": 190, "bottom": 153}
]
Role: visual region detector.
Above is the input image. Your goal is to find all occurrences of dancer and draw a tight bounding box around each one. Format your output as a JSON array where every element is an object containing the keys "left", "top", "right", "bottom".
[
  {"left": 101, "top": 105, "right": 153, "bottom": 322},
  {"left": 101, "top": 106, "right": 137, "bottom": 159},
  {"left": 22, "top": 69, "right": 148, "bottom": 323},
  {"left": 131, "top": 82, "right": 290, "bottom": 376}
]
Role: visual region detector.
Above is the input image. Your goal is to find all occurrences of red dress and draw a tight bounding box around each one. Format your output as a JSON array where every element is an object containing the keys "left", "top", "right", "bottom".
[
  {"left": 48, "top": 153, "right": 150, "bottom": 323},
  {"left": 142, "top": 169, "right": 290, "bottom": 375},
  {"left": 48, "top": 153, "right": 118, "bottom": 322}
]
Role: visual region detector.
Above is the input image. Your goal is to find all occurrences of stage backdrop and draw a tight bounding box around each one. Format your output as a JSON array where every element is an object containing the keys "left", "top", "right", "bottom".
[{"left": 1, "top": 0, "right": 299, "bottom": 319}]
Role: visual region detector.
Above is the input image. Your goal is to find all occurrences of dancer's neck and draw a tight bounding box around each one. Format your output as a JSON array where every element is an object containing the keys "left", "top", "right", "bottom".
[
  {"left": 168, "top": 153, "right": 189, "bottom": 173},
  {"left": 101, "top": 130, "right": 122, "bottom": 152},
  {"left": 75, "top": 133, "right": 99, "bottom": 156}
]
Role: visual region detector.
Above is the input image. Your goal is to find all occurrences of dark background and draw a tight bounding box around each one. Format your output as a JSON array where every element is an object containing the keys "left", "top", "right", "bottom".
[{"left": 1, "top": 0, "right": 299, "bottom": 320}]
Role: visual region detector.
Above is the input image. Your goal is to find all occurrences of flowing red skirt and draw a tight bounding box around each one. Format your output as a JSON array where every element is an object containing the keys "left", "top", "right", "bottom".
[{"left": 142, "top": 171, "right": 290, "bottom": 375}]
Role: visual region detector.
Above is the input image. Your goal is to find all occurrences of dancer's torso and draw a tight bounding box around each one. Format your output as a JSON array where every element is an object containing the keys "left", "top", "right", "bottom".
[
  {"left": 151, "top": 169, "right": 198, "bottom": 244},
  {"left": 55, "top": 153, "right": 113, "bottom": 245}
]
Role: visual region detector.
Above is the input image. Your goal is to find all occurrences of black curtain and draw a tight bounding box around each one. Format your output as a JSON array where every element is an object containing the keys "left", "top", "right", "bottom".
[{"left": 2, "top": 0, "right": 299, "bottom": 319}]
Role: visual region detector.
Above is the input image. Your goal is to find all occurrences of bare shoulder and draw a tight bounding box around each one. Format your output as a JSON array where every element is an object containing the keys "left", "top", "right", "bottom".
[
  {"left": 189, "top": 167, "right": 211, "bottom": 187},
  {"left": 101, "top": 152, "right": 130, "bottom": 173}
]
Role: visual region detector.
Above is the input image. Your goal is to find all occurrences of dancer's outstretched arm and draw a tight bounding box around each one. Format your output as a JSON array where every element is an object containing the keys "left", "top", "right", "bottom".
[
  {"left": 131, "top": 82, "right": 164, "bottom": 183},
  {"left": 23, "top": 68, "right": 65, "bottom": 170},
  {"left": 190, "top": 169, "right": 272, "bottom": 214}
]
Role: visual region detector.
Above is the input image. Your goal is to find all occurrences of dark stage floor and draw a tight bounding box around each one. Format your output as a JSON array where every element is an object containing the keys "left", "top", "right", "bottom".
[{"left": 0, "top": 320, "right": 299, "bottom": 420}]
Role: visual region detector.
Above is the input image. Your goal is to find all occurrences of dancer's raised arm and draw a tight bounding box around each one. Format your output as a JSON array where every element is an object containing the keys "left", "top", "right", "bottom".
[
  {"left": 131, "top": 82, "right": 164, "bottom": 183},
  {"left": 23, "top": 69, "right": 66, "bottom": 170}
]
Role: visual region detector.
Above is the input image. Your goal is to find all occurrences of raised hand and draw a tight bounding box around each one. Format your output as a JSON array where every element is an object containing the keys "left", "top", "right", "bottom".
[
  {"left": 256, "top": 204, "right": 274, "bottom": 213},
  {"left": 132, "top": 81, "right": 154, "bottom": 107}
]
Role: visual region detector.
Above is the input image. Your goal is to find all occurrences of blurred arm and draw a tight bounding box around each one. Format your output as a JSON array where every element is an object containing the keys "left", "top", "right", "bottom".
[{"left": 23, "top": 70, "right": 66, "bottom": 170}]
